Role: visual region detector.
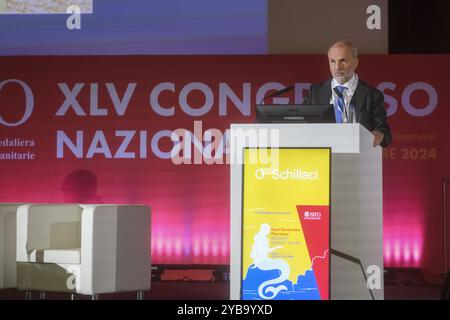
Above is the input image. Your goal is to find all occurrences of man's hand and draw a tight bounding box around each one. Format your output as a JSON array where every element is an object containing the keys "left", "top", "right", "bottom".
[{"left": 372, "top": 130, "right": 384, "bottom": 147}]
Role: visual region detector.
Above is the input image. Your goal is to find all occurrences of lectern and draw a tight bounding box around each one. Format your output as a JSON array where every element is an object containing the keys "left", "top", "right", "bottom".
[{"left": 230, "top": 123, "right": 383, "bottom": 300}]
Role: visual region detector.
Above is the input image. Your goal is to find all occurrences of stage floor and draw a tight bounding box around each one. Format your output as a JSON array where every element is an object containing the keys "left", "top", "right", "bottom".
[{"left": 0, "top": 281, "right": 443, "bottom": 300}]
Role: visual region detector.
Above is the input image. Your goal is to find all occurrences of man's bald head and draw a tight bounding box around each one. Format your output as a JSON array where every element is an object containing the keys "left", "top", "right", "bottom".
[{"left": 328, "top": 41, "right": 358, "bottom": 58}]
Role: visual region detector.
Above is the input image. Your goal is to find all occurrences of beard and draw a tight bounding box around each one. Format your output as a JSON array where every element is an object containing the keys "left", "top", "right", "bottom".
[{"left": 333, "top": 73, "right": 350, "bottom": 84}]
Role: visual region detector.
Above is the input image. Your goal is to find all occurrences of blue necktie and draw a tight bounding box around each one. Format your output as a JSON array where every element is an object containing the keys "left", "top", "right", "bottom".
[{"left": 334, "top": 85, "right": 346, "bottom": 123}]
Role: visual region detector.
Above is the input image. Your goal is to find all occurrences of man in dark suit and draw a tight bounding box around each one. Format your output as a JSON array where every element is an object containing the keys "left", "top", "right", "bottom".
[{"left": 304, "top": 41, "right": 392, "bottom": 147}]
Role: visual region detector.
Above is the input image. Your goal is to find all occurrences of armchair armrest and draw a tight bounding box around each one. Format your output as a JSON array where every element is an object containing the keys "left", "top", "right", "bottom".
[
  {"left": 16, "top": 204, "right": 82, "bottom": 262},
  {"left": 79, "top": 205, "right": 151, "bottom": 294}
]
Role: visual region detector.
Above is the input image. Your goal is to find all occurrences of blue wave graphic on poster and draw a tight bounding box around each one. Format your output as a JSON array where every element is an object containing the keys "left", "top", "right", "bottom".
[{"left": 242, "top": 265, "right": 321, "bottom": 300}]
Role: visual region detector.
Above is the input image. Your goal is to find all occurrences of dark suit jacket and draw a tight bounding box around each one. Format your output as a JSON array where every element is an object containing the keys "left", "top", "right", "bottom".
[{"left": 304, "top": 79, "right": 392, "bottom": 147}]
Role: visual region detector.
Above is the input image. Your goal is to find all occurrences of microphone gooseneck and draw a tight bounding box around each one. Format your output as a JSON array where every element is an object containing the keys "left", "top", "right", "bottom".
[
  {"left": 333, "top": 86, "right": 343, "bottom": 98},
  {"left": 259, "top": 85, "right": 294, "bottom": 104},
  {"left": 333, "top": 86, "right": 349, "bottom": 122}
]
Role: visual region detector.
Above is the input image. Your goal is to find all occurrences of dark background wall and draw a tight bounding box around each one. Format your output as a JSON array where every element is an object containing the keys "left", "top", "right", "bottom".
[{"left": 389, "top": 0, "right": 450, "bottom": 53}]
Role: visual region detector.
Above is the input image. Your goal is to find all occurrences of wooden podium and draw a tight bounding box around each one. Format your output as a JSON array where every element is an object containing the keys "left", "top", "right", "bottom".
[{"left": 230, "top": 123, "right": 384, "bottom": 300}]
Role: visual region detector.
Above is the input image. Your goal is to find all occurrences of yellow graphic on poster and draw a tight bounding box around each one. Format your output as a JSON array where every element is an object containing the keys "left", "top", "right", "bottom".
[{"left": 241, "top": 148, "right": 330, "bottom": 300}]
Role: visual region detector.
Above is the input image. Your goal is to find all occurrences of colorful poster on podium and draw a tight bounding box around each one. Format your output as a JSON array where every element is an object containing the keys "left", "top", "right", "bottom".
[{"left": 241, "top": 148, "right": 331, "bottom": 300}]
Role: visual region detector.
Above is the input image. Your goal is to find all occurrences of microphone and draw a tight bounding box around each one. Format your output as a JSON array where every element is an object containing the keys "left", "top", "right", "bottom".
[
  {"left": 333, "top": 86, "right": 343, "bottom": 98},
  {"left": 259, "top": 86, "right": 294, "bottom": 104},
  {"left": 333, "top": 86, "right": 349, "bottom": 122}
]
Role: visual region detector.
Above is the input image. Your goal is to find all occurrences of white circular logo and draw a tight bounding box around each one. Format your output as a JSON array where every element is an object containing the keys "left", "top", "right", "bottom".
[
  {"left": 255, "top": 168, "right": 265, "bottom": 180},
  {"left": 0, "top": 79, "right": 34, "bottom": 127}
]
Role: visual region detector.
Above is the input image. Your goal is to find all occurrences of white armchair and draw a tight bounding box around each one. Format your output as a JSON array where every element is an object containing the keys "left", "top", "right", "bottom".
[
  {"left": 0, "top": 204, "right": 21, "bottom": 289},
  {"left": 16, "top": 204, "right": 151, "bottom": 297}
]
